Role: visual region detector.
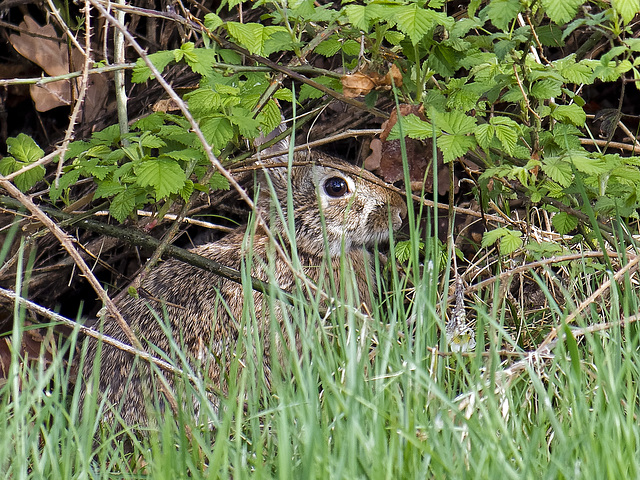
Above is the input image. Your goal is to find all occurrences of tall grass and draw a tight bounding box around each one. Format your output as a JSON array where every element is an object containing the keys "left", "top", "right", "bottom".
[{"left": 2, "top": 208, "right": 640, "bottom": 478}]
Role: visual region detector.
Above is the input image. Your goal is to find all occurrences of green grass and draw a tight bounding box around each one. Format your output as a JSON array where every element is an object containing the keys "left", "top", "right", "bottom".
[{"left": 2, "top": 224, "right": 640, "bottom": 479}]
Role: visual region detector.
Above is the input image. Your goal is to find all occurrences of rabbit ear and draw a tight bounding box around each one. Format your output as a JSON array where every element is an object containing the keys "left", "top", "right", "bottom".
[{"left": 255, "top": 121, "right": 290, "bottom": 164}]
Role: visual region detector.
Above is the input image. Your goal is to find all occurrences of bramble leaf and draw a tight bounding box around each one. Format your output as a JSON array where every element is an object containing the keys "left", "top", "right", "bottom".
[
  {"left": 135, "top": 158, "right": 187, "bottom": 199},
  {"left": 110, "top": 189, "right": 137, "bottom": 222},
  {"left": 552, "top": 211, "right": 579, "bottom": 234},
  {"left": 541, "top": 0, "right": 583, "bottom": 25}
]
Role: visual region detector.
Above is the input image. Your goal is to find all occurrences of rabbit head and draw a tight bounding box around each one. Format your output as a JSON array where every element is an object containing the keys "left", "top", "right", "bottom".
[{"left": 257, "top": 148, "right": 407, "bottom": 258}]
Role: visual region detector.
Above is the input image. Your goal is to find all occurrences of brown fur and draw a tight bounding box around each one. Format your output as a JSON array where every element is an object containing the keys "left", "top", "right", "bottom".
[{"left": 81, "top": 150, "right": 407, "bottom": 426}]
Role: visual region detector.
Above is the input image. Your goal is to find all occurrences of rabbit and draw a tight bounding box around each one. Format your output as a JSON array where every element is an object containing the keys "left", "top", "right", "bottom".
[{"left": 81, "top": 139, "right": 407, "bottom": 428}]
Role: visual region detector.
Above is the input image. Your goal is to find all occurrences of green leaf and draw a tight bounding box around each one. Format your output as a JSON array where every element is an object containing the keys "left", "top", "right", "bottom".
[
  {"left": 542, "top": 157, "right": 573, "bottom": 187},
  {"left": 183, "top": 48, "right": 216, "bottom": 77},
  {"left": 481, "top": 227, "right": 523, "bottom": 254},
  {"left": 229, "top": 107, "right": 261, "bottom": 137},
  {"left": 7, "top": 133, "right": 44, "bottom": 163},
  {"left": 131, "top": 50, "right": 175, "bottom": 83},
  {"left": 541, "top": 0, "right": 583, "bottom": 24},
  {"left": 481, "top": 227, "right": 508, "bottom": 249},
  {"left": 0, "top": 134, "right": 46, "bottom": 192},
  {"left": 49, "top": 169, "right": 81, "bottom": 202},
  {"left": 430, "top": 109, "right": 476, "bottom": 135},
  {"left": 551, "top": 104, "right": 586, "bottom": 126},
  {"left": 226, "top": 23, "right": 286, "bottom": 56},
  {"left": 209, "top": 172, "right": 230, "bottom": 191},
  {"left": 530, "top": 79, "right": 563, "bottom": 99},
  {"left": 179, "top": 179, "right": 194, "bottom": 202},
  {"left": 486, "top": 0, "right": 520, "bottom": 30},
  {"left": 343, "top": 4, "right": 369, "bottom": 31},
  {"left": 135, "top": 158, "right": 187, "bottom": 199},
  {"left": 387, "top": 114, "right": 434, "bottom": 140},
  {"left": 474, "top": 124, "right": 494, "bottom": 149},
  {"left": 257, "top": 100, "right": 282, "bottom": 133},
  {"left": 315, "top": 38, "right": 342, "bottom": 57},
  {"left": 499, "top": 229, "right": 523, "bottom": 255},
  {"left": 567, "top": 152, "right": 609, "bottom": 175},
  {"left": 94, "top": 180, "right": 126, "bottom": 199},
  {"left": 394, "top": 4, "right": 438, "bottom": 44},
  {"left": 204, "top": 13, "right": 223, "bottom": 30},
  {"left": 491, "top": 116, "right": 519, "bottom": 155},
  {"left": 341, "top": 39, "right": 361, "bottom": 57},
  {"left": 162, "top": 149, "right": 204, "bottom": 162},
  {"left": 612, "top": 0, "right": 640, "bottom": 24},
  {"left": 110, "top": 189, "right": 137, "bottom": 222},
  {"left": 552, "top": 211, "right": 579, "bottom": 234},
  {"left": 140, "top": 134, "right": 167, "bottom": 149},
  {"left": 437, "top": 134, "right": 476, "bottom": 162},
  {"left": 200, "top": 116, "right": 234, "bottom": 152}
]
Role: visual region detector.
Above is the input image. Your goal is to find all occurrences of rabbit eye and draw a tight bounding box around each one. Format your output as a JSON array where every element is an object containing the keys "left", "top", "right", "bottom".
[{"left": 324, "top": 177, "right": 349, "bottom": 197}]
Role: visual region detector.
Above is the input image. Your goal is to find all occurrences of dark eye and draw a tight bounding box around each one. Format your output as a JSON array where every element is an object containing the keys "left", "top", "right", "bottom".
[{"left": 323, "top": 177, "right": 349, "bottom": 197}]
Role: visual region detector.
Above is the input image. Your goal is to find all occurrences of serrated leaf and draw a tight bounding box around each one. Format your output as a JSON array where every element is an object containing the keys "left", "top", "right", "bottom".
[
  {"left": 343, "top": 4, "right": 369, "bottom": 31},
  {"left": 140, "top": 134, "right": 167, "bottom": 149},
  {"left": 110, "top": 189, "right": 137, "bottom": 222},
  {"left": 430, "top": 109, "right": 476, "bottom": 135},
  {"left": 204, "top": 13, "right": 223, "bottom": 30},
  {"left": 499, "top": 230, "right": 523, "bottom": 255},
  {"left": 482, "top": 227, "right": 505, "bottom": 248},
  {"left": 230, "top": 107, "right": 261, "bottom": 137},
  {"left": 530, "top": 79, "right": 563, "bottom": 99},
  {"left": 132, "top": 113, "right": 165, "bottom": 132},
  {"left": 273, "top": 88, "right": 293, "bottom": 102},
  {"left": 183, "top": 48, "right": 216, "bottom": 77},
  {"left": 343, "top": 40, "right": 363, "bottom": 57},
  {"left": 474, "top": 124, "right": 494, "bottom": 149},
  {"left": 494, "top": 124, "right": 518, "bottom": 155},
  {"left": 209, "top": 171, "right": 230, "bottom": 191},
  {"left": 567, "top": 153, "right": 609, "bottom": 174},
  {"left": 384, "top": 30, "right": 405, "bottom": 45},
  {"left": 486, "top": 0, "right": 520, "bottom": 30},
  {"left": 84, "top": 164, "right": 114, "bottom": 180},
  {"left": 94, "top": 180, "right": 126, "bottom": 199},
  {"left": 7, "top": 133, "right": 44, "bottom": 163},
  {"left": 162, "top": 149, "right": 204, "bottom": 162},
  {"left": 551, "top": 104, "right": 586, "bottom": 126},
  {"left": 257, "top": 99, "right": 282, "bottom": 134},
  {"left": 542, "top": 157, "right": 573, "bottom": 187},
  {"left": 394, "top": 4, "right": 438, "bottom": 44},
  {"left": 49, "top": 169, "right": 81, "bottom": 202},
  {"left": 388, "top": 114, "right": 434, "bottom": 140},
  {"left": 200, "top": 116, "right": 234, "bottom": 152},
  {"left": 437, "top": 134, "right": 476, "bottom": 162},
  {"left": 315, "top": 38, "right": 342, "bottom": 57},
  {"left": 1, "top": 134, "right": 45, "bottom": 192},
  {"left": 179, "top": 179, "right": 194, "bottom": 202},
  {"left": 131, "top": 50, "right": 175, "bottom": 83},
  {"left": 226, "top": 23, "right": 286, "bottom": 56},
  {"left": 612, "top": 0, "right": 640, "bottom": 24},
  {"left": 135, "top": 158, "right": 187, "bottom": 199},
  {"left": 552, "top": 211, "right": 579, "bottom": 234},
  {"left": 541, "top": 0, "right": 583, "bottom": 24}
]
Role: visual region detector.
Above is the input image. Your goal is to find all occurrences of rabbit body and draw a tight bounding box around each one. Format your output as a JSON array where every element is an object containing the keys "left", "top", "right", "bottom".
[{"left": 82, "top": 150, "right": 406, "bottom": 426}]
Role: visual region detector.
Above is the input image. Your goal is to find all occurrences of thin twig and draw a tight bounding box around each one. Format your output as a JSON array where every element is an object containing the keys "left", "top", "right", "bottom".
[
  {"left": 0, "top": 286, "right": 221, "bottom": 396},
  {"left": 0, "top": 63, "right": 136, "bottom": 87},
  {"left": 0, "top": 177, "right": 142, "bottom": 351}
]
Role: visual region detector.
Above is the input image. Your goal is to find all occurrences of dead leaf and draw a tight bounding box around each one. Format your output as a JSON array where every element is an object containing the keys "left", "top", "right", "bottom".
[
  {"left": 9, "top": 16, "right": 108, "bottom": 121},
  {"left": 368, "top": 104, "right": 456, "bottom": 196},
  {"left": 341, "top": 64, "right": 403, "bottom": 98}
]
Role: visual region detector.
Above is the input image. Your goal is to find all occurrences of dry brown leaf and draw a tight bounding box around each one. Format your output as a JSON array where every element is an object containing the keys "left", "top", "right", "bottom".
[
  {"left": 9, "top": 16, "right": 108, "bottom": 120},
  {"left": 341, "top": 64, "right": 403, "bottom": 98},
  {"left": 368, "top": 104, "right": 456, "bottom": 196}
]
